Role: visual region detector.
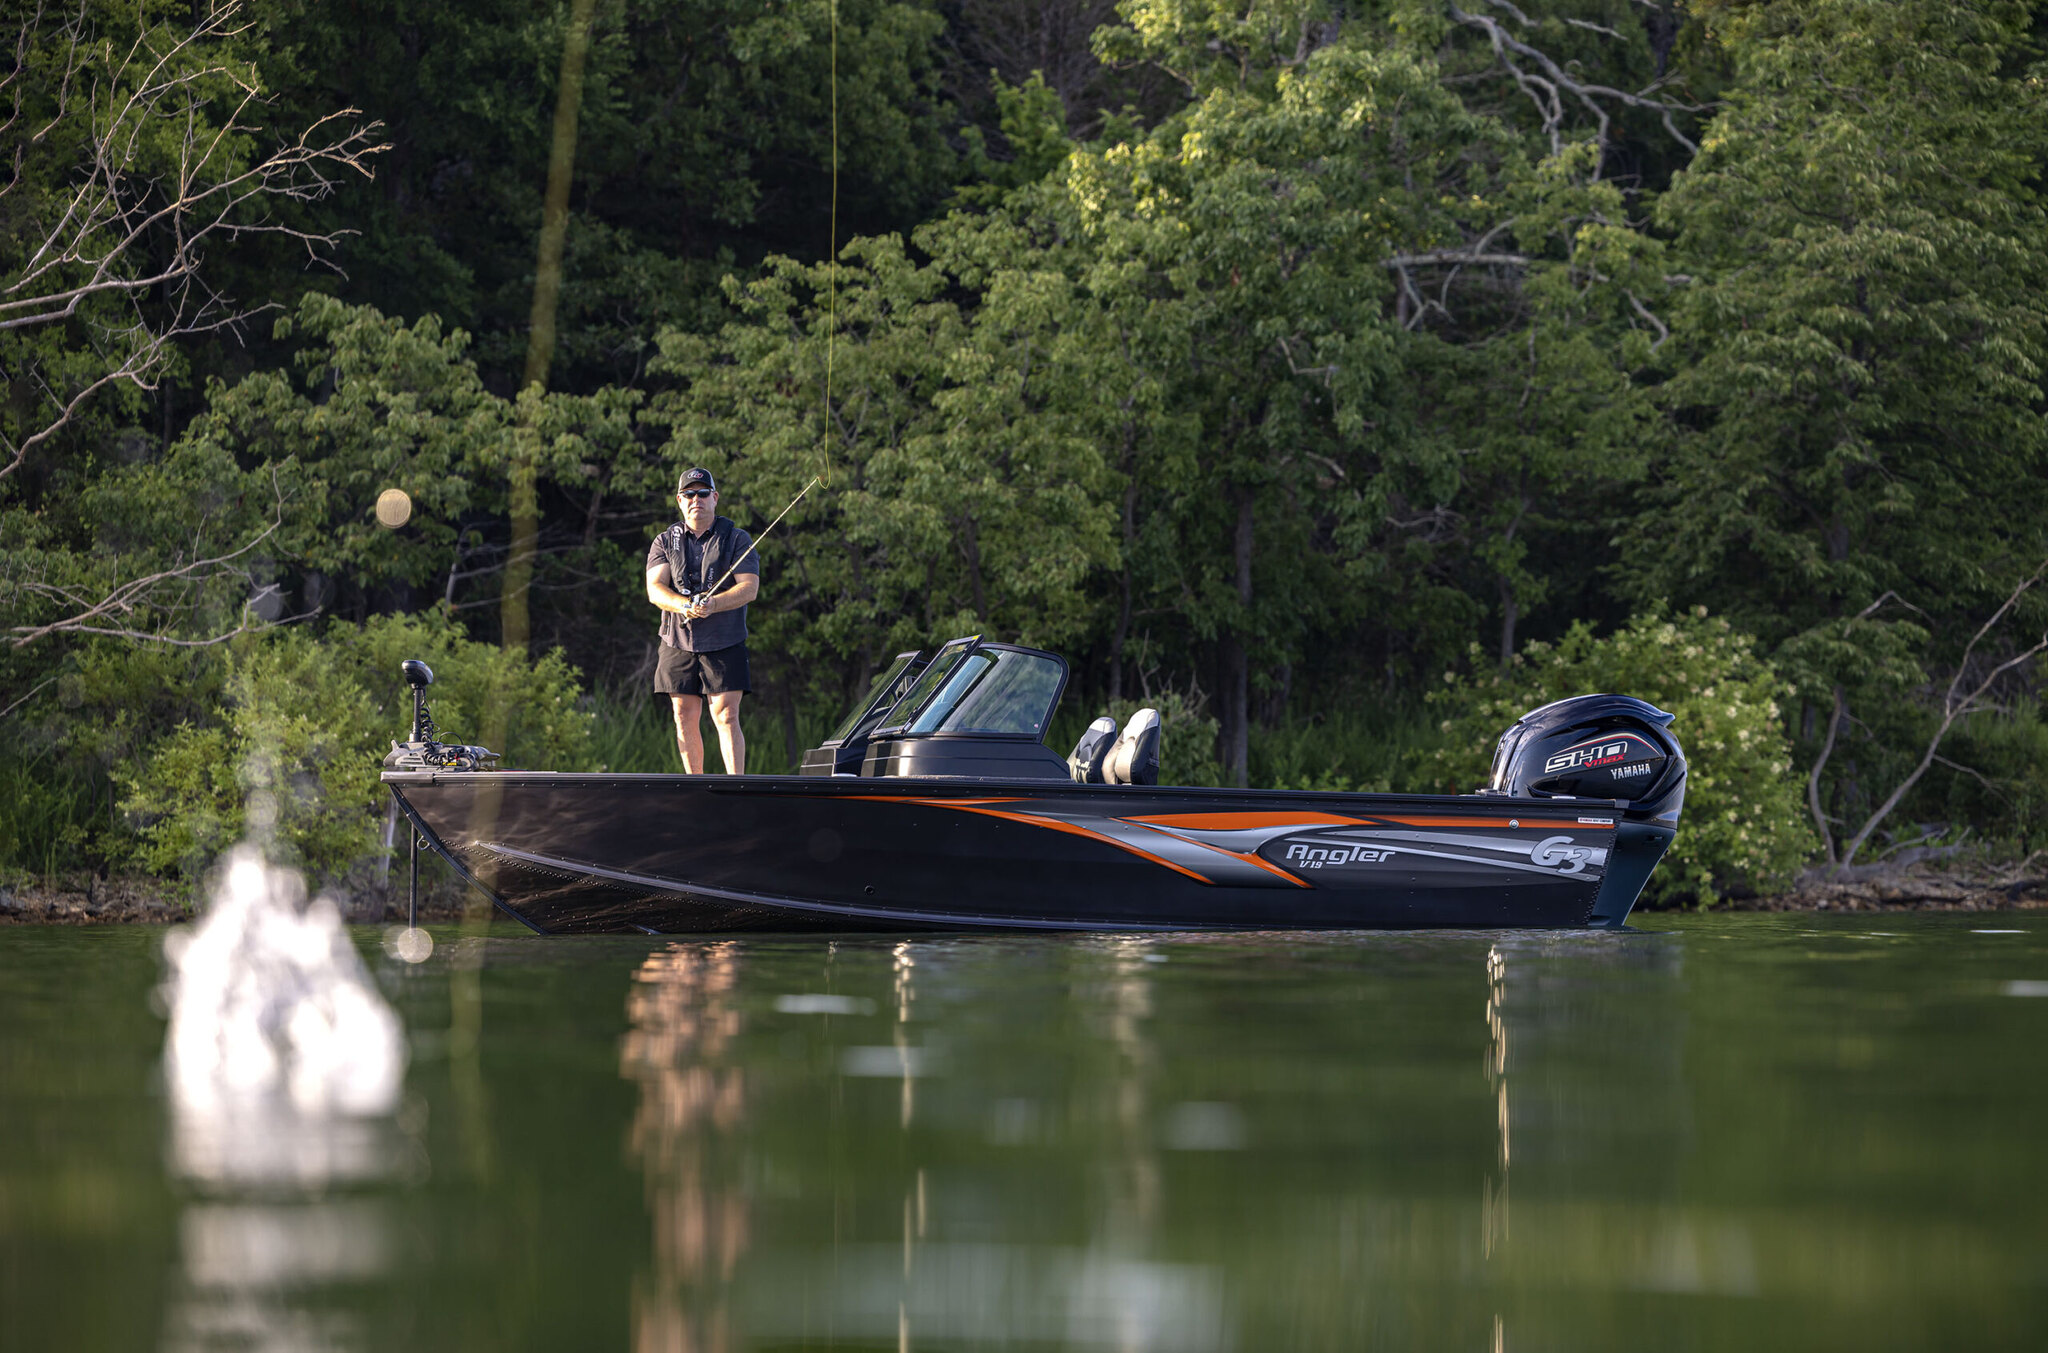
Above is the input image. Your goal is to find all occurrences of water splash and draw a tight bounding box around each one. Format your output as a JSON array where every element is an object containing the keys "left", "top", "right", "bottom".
[{"left": 161, "top": 842, "right": 409, "bottom": 1188}]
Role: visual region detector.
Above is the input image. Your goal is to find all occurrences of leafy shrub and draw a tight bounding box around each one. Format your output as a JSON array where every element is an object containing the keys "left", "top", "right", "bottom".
[
  {"left": 1416, "top": 607, "right": 1815, "bottom": 905},
  {"left": 120, "top": 613, "right": 595, "bottom": 887},
  {"left": 1253, "top": 706, "right": 1448, "bottom": 793}
]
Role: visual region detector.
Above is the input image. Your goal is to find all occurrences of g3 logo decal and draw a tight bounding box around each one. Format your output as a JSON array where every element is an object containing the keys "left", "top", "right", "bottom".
[{"left": 1531, "top": 835, "right": 1594, "bottom": 874}]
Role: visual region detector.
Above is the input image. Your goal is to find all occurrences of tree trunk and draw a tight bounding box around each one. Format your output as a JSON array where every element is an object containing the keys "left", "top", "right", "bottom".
[
  {"left": 502, "top": 0, "right": 598, "bottom": 656},
  {"left": 1259, "top": 660, "right": 1291, "bottom": 728},
  {"left": 961, "top": 516, "right": 988, "bottom": 623},
  {"left": 1108, "top": 476, "right": 1136, "bottom": 703},
  {"left": 1497, "top": 575, "right": 1520, "bottom": 668},
  {"left": 1221, "top": 485, "right": 1254, "bottom": 788}
]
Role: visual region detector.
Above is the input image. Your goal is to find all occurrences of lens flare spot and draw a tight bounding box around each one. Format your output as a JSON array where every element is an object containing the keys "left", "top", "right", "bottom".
[
  {"left": 375, "top": 488, "right": 413, "bottom": 529},
  {"left": 384, "top": 926, "right": 434, "bottom": 965}
]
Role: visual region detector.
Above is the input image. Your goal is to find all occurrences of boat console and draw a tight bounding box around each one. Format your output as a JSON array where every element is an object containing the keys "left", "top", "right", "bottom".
[{"left": 801, "top": 636, "right": 1152, "bottom": 782}]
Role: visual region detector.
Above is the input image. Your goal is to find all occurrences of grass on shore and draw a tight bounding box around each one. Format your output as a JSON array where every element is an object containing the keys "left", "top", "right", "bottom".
[
  {"left": 587, "top": 685, "right": 836, "bottom": 775},
  {"left": 0, "top": 751, "right": 101, "bottom": 892}
]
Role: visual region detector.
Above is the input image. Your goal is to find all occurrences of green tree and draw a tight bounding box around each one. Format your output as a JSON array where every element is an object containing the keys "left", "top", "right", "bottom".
[{"left": 1628, "top": 0, "right": 2048, "bottom": 832}]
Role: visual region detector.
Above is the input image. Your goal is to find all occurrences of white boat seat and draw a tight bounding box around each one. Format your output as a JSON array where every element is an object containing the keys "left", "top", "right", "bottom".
[{"left": 1103, "top": 708, "right": 1160, "bottom": 786}]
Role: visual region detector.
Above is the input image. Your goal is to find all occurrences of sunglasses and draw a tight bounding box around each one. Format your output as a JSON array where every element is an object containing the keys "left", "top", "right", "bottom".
[{"left": 680, "top": 488, "right": 714, "bottom": 501}]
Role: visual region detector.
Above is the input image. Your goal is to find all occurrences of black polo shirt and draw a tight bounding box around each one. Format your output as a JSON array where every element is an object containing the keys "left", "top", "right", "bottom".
[{"left": 646, "top": 517, "right": 759, "bottom": 652}]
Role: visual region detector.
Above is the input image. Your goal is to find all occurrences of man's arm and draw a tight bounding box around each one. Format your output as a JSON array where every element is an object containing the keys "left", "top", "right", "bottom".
[
  {"left": 694, "top": 571, "right": 759, "bottom": 616},
  {"left": 645, "top": 562, "right": 699, "bottom": 616}
]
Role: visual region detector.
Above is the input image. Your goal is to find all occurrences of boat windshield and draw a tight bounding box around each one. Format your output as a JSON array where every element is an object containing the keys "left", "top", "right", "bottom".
[
  {"left": 826, "top": 651, "right": 925, "bottom": 746},
  {"left": 906, "top": 646, "right": 1065, "bottom": 737},
  {"left": 877, "top": 637, "right": 978, "bottom": 733}
]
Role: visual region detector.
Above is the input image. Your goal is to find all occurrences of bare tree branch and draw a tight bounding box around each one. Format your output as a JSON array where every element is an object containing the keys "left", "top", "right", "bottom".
[
  {"left": 1834, "top": 559, "right": 2048, "bottom": 872},
  {"left": 1807, "top": 684, "right": 1845, "bottom": 865},
  {"left": 1448, "top": 2, "right": 1702, "bottom": 162},
  {"left": 9, "top": 517, "right": 286, "bottom": 648},
  {"left": 32, "top": 602, "right": 315, "bottom": 647},
  {"left": 0, "top": 2, "right": 386, "bottom": 481},
  {"left": 7, "top": 460, "right": 301, "bottom": 649},
  {"left": 1625, "top": 291, "right": 1669, "bottom": 349},
  {"left": 1564, "top": 18, "right": 1625, "bottom": 41},
  {"left": 0, "top": 673, "right": 56, "bottom": 719},
  {"left": 1383, "top": 249, "right": 1532, "bottom": 269}
]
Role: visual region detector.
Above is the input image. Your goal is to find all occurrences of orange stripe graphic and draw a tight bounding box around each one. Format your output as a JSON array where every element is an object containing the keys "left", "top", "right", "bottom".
[
  {"left": 937, "top": 805, "right": 1216, "bottom": 884},
  {"left": 1176, "top": 840, "right": 1314, "bottom": 888},
  {"left": 825, "top": 794, "right": 1213, "bottom": 881},
  {"left": 1129, "top": 811, "right": 1370, "bottom": 830}
]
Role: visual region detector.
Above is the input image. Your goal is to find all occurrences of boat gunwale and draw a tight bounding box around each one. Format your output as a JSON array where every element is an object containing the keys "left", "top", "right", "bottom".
[{"left": 378, "top": 768, "right": 1627, "bottom": 813}]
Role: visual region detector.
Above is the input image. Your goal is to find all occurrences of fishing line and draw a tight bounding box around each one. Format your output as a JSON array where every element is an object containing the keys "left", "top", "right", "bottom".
[
  {"left": 824, "top": 0, "right": 838, "bottom": 478},
  {"left": 696, "top": 6, "right": 834, "bottom": 612}
]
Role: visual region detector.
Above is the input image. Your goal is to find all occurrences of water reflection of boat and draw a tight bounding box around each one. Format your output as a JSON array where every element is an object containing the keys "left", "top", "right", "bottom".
[
  {"left": 619, "top": 937, "right": 1230, "bottom": 1353},
  {"left": 384, "top": 637, "right": 1688, "bottom": 934}
]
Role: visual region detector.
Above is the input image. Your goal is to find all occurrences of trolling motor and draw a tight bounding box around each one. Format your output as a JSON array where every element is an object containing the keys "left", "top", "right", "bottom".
[
  {"left": 1486, "top": 694, "right": 1687, "bottom": 927},
  {"left": 383, "top": 658, "right": 497, "bottom": 934},
  {"left": 382, "top": 659, "right": 497, "bottom": 773}
]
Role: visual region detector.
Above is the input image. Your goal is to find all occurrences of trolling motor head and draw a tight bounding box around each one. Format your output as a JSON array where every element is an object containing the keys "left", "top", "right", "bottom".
[
  {"left": 402, "top": 659, "right": 434, "bottom": 742},
  {"left": 1488, "top": 694, "right": 1687, "bottom": 928}
]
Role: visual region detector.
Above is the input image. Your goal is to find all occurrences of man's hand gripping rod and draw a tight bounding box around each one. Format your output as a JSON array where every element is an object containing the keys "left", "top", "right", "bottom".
[{"left": 687, "top": 475, "right": 822, "bottom": 614}]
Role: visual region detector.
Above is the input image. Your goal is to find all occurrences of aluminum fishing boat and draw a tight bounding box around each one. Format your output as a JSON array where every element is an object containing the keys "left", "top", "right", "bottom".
[{"left": 382, "top": 637, "right": 1686, "bottom": 934}]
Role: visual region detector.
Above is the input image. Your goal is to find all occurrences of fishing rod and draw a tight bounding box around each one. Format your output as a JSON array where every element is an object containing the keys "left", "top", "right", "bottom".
[{"left": 687, "top": 474, "right": 823, "bottom": 612}]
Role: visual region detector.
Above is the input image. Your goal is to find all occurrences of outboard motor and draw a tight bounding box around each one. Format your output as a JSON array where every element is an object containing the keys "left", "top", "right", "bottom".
[{"left": 1489, "top": 694, "right": 1685, "bottom": 928}]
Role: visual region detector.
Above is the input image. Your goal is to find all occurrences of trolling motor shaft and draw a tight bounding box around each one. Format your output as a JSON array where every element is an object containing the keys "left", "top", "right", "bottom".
[{"left": 403, "top": 658, "right": 433, "bottom": 742}]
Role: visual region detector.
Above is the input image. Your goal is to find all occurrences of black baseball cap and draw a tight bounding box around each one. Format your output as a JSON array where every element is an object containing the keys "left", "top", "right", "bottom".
[{"left": 677, "top": 467, "right": 716, "bottom": 493}]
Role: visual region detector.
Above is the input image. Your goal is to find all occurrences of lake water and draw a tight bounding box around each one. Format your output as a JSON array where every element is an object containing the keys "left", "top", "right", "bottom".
[{"left": 2, "top": 913, "right": 2045, "bottom": 1351}]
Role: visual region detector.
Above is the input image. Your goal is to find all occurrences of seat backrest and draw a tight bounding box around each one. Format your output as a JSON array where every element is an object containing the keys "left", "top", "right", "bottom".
[
  {"left": 1103, "top": 708, "right": 1161, "bottom": 786},
  {"left": 1066, "top": 716, "right": 1117, "bottom": 784}
]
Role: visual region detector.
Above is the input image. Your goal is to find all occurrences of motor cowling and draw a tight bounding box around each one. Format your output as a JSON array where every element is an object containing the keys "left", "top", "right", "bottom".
[{"left": 1489, "top": 694, "right": 1686, "bottom": 827}]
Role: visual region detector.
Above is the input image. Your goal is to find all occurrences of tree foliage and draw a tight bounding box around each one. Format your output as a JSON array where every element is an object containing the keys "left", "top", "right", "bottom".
[{"left": 7, "top": 0, "right": 2048, "bottom": 899}]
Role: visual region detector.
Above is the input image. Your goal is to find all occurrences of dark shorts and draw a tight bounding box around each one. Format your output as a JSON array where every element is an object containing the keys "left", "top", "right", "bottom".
[{"left": 655, "top": 643, "right": 751, "bottom": 697}]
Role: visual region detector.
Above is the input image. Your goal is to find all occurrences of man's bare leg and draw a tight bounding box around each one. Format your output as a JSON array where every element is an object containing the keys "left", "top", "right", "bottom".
[
  {"left": 669, "top": 694, "right": 707, "bottom": 772},
  {"left": 708, "top": 691, "right": 746, "bottom": 775}
]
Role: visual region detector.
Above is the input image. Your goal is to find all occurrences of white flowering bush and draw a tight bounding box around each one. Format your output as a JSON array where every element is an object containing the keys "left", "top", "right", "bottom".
[{"left": 1415, "top": 608, "right": 1815, "bottom": 905}]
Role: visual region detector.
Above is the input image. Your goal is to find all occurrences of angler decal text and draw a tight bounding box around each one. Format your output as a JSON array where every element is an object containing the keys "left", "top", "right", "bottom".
[{"left": 1284, "top": 842, "right": 1397, "bottom": 869}]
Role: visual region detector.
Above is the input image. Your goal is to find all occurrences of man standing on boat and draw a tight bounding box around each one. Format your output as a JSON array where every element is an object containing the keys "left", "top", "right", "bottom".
[{"left": 645, "top": 468, "right": 760, "bottom": 773}]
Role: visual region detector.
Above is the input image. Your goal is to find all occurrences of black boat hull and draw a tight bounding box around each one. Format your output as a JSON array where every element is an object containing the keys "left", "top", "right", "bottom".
[{"left": 385, "top": 771, "right": 1647, "bottom": 933}]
